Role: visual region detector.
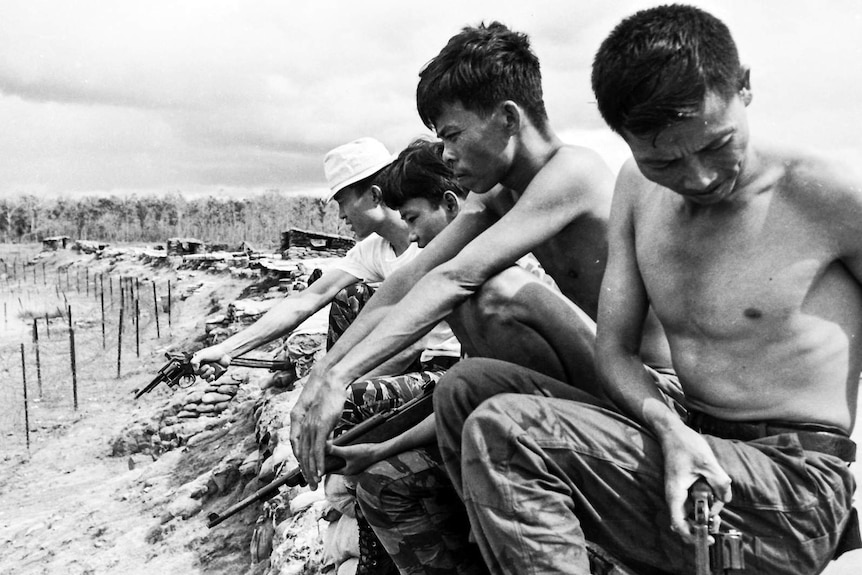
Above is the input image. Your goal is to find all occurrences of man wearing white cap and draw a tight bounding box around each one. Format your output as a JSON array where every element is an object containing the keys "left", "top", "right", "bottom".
[
  {"left": 191, "top": 137, "right": 460, "bottom": 575},
  {"left": 191, "top": 137, "right": 457, "bottom": 382}
]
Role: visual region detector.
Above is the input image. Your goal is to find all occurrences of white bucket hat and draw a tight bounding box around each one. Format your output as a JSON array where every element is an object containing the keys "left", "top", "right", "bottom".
[{"left": 323, "top": 137, "right": 395, "bottom": 202}]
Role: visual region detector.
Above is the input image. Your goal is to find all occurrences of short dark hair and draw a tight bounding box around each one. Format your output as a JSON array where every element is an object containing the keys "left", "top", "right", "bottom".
[
  {"left": 592, "top": 4, "right": 745, "bottom": 137},
  {"left": 378, "top": 138, "right": 468, "bottom": 210},
  {"left": 417, "top": 21, "right": 548, "bottom": 132}
]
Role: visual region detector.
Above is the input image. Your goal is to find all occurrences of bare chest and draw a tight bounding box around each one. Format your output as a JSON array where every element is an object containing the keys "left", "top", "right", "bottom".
[{"left": 635, "top": 196, "right": 836, "bottom": 337}]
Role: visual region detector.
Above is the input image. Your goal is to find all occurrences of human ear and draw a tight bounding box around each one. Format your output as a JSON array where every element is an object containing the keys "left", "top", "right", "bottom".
[
  {"left": 738, "top": 66, "right": 753, "bottom": 106},
  {"left": 500, "top": 100, "right": 522, "bottom": 134},
  {"left": 443, "top": 190, "right": 461, "bottom": 215},
  {"left": 368, "top": 184, "right": 383, "bottom": 205}
]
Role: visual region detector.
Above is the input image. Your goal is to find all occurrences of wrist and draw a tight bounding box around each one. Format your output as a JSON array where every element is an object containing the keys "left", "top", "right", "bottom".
[
  {"left": 208, "top": 342, "right": 233, "bottom": 365},
  {"left": 323, "top": 364, "right": 351, "bottom": 391},
  {"left": 643, "top": 398, "right": 685, "bottom": 440}
]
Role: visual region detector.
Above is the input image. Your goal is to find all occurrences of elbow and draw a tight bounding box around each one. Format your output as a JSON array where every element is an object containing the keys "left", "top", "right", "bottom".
[{"left": 434, "top": 260, "right": 489, "bottom": 293}]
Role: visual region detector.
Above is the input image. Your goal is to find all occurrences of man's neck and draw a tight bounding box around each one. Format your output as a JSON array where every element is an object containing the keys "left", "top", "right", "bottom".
[
  {"left": 502, "top": 127, "right": 563, "bottom": 194},
  {"left": 375, "top": 218, "right": 411, "bottom": 256}
]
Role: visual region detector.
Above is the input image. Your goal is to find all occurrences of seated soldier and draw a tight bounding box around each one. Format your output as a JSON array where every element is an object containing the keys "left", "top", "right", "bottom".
[
  {"left": 293, "top": 22, "right": 674, "bottom": 575},
  {"left": 190, "top": 136, "right": 458, "bottom": 574},
  {"left": 437, "top": 5, "right": 862, "bottom": 574},
  {"left": 191, "top": 136, "right": 455, "bottom": 382},
  {"left": 329, "top": 132, "right": 604, "bottom": 574}
]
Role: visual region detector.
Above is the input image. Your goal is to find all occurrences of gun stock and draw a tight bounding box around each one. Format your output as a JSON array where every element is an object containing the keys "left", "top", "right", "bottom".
[{"left": 206, "top": 383, "right": 435, "bottom": 528}]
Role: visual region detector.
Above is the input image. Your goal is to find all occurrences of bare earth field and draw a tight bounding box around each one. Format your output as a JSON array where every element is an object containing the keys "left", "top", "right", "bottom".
[
  {"left": 0, "top": 243, "right": 860, "bottom": 574},
  {"left": 0, "top": 244, "right": 269, "bottom": 575}
]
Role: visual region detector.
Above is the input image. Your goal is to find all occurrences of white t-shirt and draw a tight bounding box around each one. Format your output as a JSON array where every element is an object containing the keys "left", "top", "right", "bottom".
[
  {"left": 330, "top": 234, "right": 461, "bottom": 363},
  {"left": 331, "top": 234, "right": 421, "bottom": 287}
]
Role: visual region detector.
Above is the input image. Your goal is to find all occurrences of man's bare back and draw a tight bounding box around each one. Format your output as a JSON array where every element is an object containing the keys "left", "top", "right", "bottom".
[{"left": 631, "top": 147, "right": 862, "bottom": 431}]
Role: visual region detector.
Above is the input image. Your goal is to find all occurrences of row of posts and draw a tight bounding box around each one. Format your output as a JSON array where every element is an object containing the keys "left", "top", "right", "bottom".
[{"left": 10, "top": 264, "right": 176, "bottom": 452}]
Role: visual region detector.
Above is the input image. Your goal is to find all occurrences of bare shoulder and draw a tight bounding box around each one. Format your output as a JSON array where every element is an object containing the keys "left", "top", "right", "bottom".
[
  {"left": 778, "top": 147, "right": 862, "bottom": 217},
  {"left": 774, "top": 146, "right": 862, "bottom": 250},
  {"left": 528, "top": 144, "right": 615, "bottom": 211},
  {"left": 554, "top": 144, "right": 616, "bottom": 186},
  {"left": 611, "top": 157, "right": 657, "bottom": 214}
]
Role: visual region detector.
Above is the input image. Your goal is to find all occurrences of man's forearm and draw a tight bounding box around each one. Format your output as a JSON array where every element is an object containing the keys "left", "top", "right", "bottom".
[
  {"left": 327, "top": 269, "right": 472, "bottom": 383},
  {"left": 216, "top": 295, "right": 317, "bottom": 359},
  {"left": 371, "top": 414, "right": 436, "bottom": 462},
  {"left": 601, "top": 351, "right": 673, "bottom": 429}
]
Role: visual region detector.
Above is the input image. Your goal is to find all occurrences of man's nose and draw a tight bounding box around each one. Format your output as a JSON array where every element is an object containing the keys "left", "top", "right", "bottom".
[
  {"left": 442, "top": 144, "right": 456, "bottom": 165},
  {"left": 681, "top": 157, "right": 717, "bottom": 192},
  {"left": 408, "top": 230, "right": 419, "bottom": 244}
]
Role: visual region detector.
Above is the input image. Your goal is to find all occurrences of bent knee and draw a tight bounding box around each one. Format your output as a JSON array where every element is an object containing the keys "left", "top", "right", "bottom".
[
  {"left": 461, "top": 395, "right": 523, "bottom": 453},
  {"left": 435, "top": 359, "right": 485, "bottom": 408},
  {"left": 472, "top": 266, "right": 536, "bottom": 314},
  {"left": 356, "top": 449, "right": 445, "bottom": 509}
]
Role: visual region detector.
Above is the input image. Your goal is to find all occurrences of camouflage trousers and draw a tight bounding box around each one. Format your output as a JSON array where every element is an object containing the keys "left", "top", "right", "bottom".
[
  {"left": 333, "top": 370, "right": 448, "bottom": 575},
  {"left": 353, "top": 356, "right": 609, "bottom": 575},
  {"left": 438, "top": 358, "right": 857, "bottom": 575},
  {"left": 335, "top": 370, "right": 443, "bottom": 436},
  {"left": 327, "top": 282, "right": 376, "bottom": 351},
  {"left": 328, "top": 282, "right": 460, "bottom": 574},
  {"left": 356, "top": 443, "right": 489, "bottom": 575}
]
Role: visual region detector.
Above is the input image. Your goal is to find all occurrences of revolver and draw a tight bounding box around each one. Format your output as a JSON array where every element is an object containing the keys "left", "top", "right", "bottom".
[
  {"left": 134, "top": 351, "right": 294, "bottom": 399},
  {"left": 690, "top": 479, "right": 745, "bottom": 575}
]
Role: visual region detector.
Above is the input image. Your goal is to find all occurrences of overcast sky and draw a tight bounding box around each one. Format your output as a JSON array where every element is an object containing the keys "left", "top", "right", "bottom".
[{"left": 0, "top": 0, "right": 859, "bottom": 198}]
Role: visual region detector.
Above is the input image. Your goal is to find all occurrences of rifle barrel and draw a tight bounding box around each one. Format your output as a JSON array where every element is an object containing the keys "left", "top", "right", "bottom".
[{"left": 206, "top": 385, "right": 435, "bottom": 528}]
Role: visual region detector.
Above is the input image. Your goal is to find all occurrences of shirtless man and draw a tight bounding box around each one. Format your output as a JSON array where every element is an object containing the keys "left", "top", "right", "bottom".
[
  {"left": 436, "top": 5, "right": 862, "bottom": 574},
  {"left": 291, "top": 20, "right": 672, "bottom": 490}
]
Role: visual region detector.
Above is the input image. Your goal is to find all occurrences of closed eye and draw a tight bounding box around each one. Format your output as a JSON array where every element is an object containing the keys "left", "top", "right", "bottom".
[{"left": 705, "top": 135, "right": 732, "bottom": 151}]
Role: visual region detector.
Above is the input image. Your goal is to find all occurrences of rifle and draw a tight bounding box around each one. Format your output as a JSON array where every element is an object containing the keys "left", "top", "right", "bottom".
[
  {"left": 135, "top": 351, "right": 294, "bottom": 399},
  {"left": 690, "top": 479, "right": 745, "bottom": 574},
  {"left": 206, "top": 381, "right": 435, "bottom": 528}
]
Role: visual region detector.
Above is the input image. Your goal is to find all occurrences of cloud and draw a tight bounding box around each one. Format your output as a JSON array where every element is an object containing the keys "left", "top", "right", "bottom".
[{"left": 0, "top": 0, "right": 859, "bottom": 196}]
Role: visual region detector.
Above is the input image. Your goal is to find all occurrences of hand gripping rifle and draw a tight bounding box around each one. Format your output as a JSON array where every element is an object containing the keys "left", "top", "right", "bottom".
[
  {"left": 206, "top": 381, "right": 435, "bottom": 528},
  {"left": 134, "top": 351, "right": 294, "bottom": 399},
  {"left": 690, "top": 479, "right": 745, "bottom": 574}
]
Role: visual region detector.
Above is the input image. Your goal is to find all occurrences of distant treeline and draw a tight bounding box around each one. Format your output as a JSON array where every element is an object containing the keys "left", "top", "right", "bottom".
[{"left": 0, "top": 191, "right": 350, "bottom": 248}]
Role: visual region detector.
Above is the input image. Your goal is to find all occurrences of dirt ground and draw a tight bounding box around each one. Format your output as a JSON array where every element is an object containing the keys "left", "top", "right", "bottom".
[
  {"left": 0, "top": 244, "right": 270, "bottom": 575},
  {"left": 0, "top": 244, "right": 860, "bottom": 574}
]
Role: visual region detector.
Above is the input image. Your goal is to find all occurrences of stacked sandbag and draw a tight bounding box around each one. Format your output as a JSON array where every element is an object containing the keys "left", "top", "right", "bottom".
[
  {"left": 175, "top": 374, "right": 245, "bottom": 419},
  {"left": 284, "top": 330, "right": 327, "bottom": 378}
]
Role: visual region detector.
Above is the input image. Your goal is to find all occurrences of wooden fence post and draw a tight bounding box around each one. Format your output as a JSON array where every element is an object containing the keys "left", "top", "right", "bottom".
[
  {"left": 68, "top": 306, "right": 78, "bottom": 410},
  {"left": 152, "top": 281, "right": 160, "bottom": 338},
  {"left": 135, "top": 298, "right": 140, "bottom": 357},
  {"left": 20, "top": 343, "right": 30, "bottom": 452},
  {"left": 33, "top": 319, "right": 43, "bottom": 398},
  {"left": 117, "top": 306, "right": 124, "bottom": 379}
]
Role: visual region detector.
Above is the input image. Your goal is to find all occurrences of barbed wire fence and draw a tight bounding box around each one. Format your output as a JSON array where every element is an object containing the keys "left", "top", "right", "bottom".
[{"left": 0, "top": 254, "right": 183, "bottom": 457}]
